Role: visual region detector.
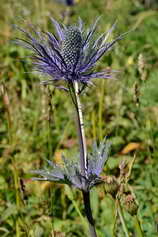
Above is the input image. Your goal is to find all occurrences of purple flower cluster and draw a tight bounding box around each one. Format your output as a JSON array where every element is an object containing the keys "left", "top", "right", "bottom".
[
  {"left": 16, "top": 18, "right": 123, "bottom": 89},
  {"left": 16, "top": 17, "right": 123, "bottom": 191}
]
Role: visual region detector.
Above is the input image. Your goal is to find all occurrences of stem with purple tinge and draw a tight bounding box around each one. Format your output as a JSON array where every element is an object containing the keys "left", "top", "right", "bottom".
[
  {"left": 82, "top": 191, "right": 97, "bottom": 237},
  {"left": 70, "top": 81, "right": 97, "bottom": 237}
]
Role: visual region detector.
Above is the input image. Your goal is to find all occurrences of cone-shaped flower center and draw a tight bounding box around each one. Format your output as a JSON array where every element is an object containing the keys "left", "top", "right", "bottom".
[{"left": 62, "top": 27, "right": 82, "bottom": 68}]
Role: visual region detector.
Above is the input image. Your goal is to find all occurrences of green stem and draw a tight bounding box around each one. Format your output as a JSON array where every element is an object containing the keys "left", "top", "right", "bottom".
[
  {"left": 112, "top": 200, "right": 118, "bottom": 237},
  {"left": 65, "top": 186, "right": 87, "bottom": 230},
  {"left": 117, "top": 200, "right": 130, "bottom": 237},
  {"left": 134, "top": 215, "right": 144, "bottom": 237},
  {"left": 98, "top": 80, "right": 105, "bottom": 141}
]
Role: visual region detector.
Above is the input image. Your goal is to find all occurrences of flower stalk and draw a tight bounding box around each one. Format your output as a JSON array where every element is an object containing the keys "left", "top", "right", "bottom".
[
  {"left": 73, "top": 81, "right": 87, "bottom": 177},
  {"left": 70, "top": 81, "right": 97, "bottom": 237},
  {"left": 82, "top": 191, "right": 97, "bottom": 237},
  {"left": 17, "top": 17, "right": 124, "bottom": 236}
]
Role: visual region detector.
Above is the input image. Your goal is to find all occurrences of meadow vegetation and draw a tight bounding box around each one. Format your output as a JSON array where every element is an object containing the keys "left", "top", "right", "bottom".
[{"left": 0, "top": 0, "right": 158, "bottom": 236}]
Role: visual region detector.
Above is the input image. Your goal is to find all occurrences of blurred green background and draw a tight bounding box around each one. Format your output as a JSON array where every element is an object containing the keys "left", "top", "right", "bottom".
[{"left": 0, "top": 0, "right": 158, "bottom": 236}]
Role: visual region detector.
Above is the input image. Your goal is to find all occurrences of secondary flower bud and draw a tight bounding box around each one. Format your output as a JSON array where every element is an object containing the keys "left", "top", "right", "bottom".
[{"left": 123, "top": 194, "right": 138, "bottom": 216}]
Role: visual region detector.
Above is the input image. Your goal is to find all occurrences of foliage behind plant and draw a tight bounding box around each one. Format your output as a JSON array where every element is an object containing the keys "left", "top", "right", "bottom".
[{"left": 0, "top": 0, "right": 158, "bottom": 236}]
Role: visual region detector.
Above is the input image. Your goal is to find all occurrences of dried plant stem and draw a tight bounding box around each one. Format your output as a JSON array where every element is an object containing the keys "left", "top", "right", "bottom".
[
  {"left": 117, "top": 200, "right": 130, "bottom": 237},
  {"left": 70, "top": 81, "right": 97, "bottom": 237}
]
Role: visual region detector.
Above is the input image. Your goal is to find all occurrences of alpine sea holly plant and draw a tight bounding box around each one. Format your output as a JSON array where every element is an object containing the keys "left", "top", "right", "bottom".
[{"left": 16, "top": 17, "right": 125, "bottom": 237}]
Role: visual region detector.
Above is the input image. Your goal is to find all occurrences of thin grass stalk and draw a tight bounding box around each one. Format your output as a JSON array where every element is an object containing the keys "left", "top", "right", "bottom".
[
  {"left": 0, "top": 84, "right": 12, "bottom": 142},
  {"left": 92, "top": 111, "right": 97, "bottom": 140},
  {"left": 34, "top": 0, "right": 40, "bottom": 22},
  {"left": 98, "top": 79, "right": 105, "bottom": 141},
  {"left": 63, "top": 7, "right": 72, "bottom": 25},
  {"left": 133, "top": 215, "right": 144, "bottom": 237},
  {"left": 112, "top": 200, "right": 118, "bottom": 237},
  {"left": 16, "top": 221, "right": 20, "bottom": 237},
  {"left": 0, "top": 85, "right": 23, "bottom": 235},
  {"left": 65, "top": 186, "right": 87, "bottom": 231},
  {"left": 117, "top": 200, "right": 130, "bottom": 237},
  {"left": 40, "top": 0, "right": 47, "bottom": 31}
]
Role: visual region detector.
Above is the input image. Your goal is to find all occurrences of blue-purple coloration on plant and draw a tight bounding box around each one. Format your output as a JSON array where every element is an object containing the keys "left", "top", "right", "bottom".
[
  {"left": 16, "top": 17, "right": 124, "bottom": 237},
  {"left": 55, "top": 0, "right": 75, "bottom": 6},
  {"left": 31, "top": 139, "right": 110, "bottom": 192},
  {"left": 16, "top": 18, "right": 123, "bottom": 88}
]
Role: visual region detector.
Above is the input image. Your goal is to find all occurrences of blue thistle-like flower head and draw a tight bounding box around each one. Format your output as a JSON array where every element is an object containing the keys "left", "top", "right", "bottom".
[
  {"left": 61, "top": 27, "right": 82, "bottom": 68},
  {"left": 16, "top": 18, "right": 124, "bottom": 89},
  {"left": 31, "top": 139, "right": 110, "bottom": 192}
]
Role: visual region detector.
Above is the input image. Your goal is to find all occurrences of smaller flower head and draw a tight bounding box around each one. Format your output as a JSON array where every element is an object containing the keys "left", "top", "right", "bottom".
[
  {"left": 16, "top": 17, "right": 125, "bottom": 90},
  {"left": 31, "top": 139, "right": 110, "bottom": 192},
  {"left": 103, "top": 175, "right": 119, "bottom": 197},
  {"left": 122, "top": 194, "right": 138, "bottom": 216}
]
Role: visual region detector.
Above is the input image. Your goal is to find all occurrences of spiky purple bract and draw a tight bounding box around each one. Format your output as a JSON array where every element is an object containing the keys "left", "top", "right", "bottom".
[
  {"left": 16, "top": 17, "right": 123, "bottom": 89},
  {"left": 31, "top": 139, "right": 110, "bottom": 192}
]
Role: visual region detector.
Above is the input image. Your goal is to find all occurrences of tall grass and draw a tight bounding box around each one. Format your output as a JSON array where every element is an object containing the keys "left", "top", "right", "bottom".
[{"left": 0, "top": 0, "right": 158, "bottom": 236}]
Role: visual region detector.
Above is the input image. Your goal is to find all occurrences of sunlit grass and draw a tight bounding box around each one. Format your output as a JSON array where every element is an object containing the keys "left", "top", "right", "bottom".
[{"left": 0, "top": 0, "right": 158, "bottom": 236}]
